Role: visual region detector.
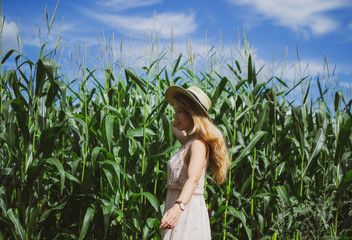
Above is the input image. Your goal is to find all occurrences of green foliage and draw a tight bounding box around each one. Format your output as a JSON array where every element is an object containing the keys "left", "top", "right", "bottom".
[{"left": 0, "top": 45, "right": 351, "bottom": 240}]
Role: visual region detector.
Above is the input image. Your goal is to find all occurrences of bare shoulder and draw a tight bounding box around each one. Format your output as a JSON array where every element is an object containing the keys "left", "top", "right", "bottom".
[
  {"left": 184, "top": 139, "right": 208, "bottom": 168},
  {"left": 184, "top": 139, "right": 207, "bottom": 166},
  {"left": 190, "top": 139, "right": 207, "bottom": 154}
]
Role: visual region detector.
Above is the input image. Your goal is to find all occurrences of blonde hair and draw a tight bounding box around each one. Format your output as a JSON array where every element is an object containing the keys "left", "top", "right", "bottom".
[{"left": 173, "top": 94, "right": 230, "bottom": 184}]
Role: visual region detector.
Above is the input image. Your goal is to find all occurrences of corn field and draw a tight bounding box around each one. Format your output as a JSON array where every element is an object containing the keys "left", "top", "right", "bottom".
[{"left": 0, "top": 10, "right": 352, "bottom": 240}]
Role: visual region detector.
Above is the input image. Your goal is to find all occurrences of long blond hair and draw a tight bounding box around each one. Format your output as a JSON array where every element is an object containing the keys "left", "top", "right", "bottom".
[{"left": 173, "top": 94, "right": 230, "bottom": 184}]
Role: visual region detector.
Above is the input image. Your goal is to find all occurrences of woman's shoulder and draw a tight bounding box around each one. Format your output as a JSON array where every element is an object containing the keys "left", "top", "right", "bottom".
[
  {"left": 183, "top": 138, "right": 208, "bottom": 166},
  {"left": 189, "top": 138, "right": 208, "bottom": 151}
]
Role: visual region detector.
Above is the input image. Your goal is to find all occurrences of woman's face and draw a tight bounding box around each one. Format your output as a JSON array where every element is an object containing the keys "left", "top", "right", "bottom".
[{"left": 173, "top": 101, "right": 194, "bottom": 132}]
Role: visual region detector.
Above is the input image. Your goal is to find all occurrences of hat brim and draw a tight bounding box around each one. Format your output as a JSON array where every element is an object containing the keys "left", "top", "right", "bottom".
[{"left": 165, "top": 86, "right": 211, "bottom": 120}]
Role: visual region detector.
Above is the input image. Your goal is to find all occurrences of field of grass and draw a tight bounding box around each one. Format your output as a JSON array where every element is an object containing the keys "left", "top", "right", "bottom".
[{"left": 0, "top": 7, "right": 352, "bottom": 240}]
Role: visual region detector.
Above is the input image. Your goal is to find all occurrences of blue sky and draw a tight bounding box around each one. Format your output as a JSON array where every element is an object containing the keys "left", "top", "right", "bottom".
[{"left": 2, "top": 0, "right": 352, "bottom": 100}]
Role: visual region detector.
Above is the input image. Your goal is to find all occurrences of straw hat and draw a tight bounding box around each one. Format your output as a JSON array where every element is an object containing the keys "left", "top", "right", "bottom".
[{"left": 165, "top": 85, "right": 212, "bottom": 120}]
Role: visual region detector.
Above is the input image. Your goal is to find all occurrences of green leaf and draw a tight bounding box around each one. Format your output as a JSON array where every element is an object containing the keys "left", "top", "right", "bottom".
[
  {"left": 303, "top": 128, "right": 325, "bottom": 177},
  {"left": 303, "top": 82, "right": 310, "bottom": 104},
  {"left": 211, "top": 76, "right": 228, "bottom": 103},
  {"left": 27, "top": 159, "right": 45, "bottom": 186},
  {"left": 99, "top": 160, "right": 122, "bottom": 189},
  {"left": 227, "top": 63, "right": 240, "bottom": 80},
  {"left": 1, "top": 49, "right": 16, "bottom": 64},
  {"left": 232, "top": 131, "right": 267, "bottom": 168},
  {"left": 0, "top": 123, "right": 16, "bottom": 152},
  {"left": 45, "top": 80, "right": 60, "bottom": 107},
  {"left": 56, "top": 80, "right": 67, "bottom": 109},
  {"left": 11, "top": 99, "right": 30, "bottom": 149},
  {"left": 334, "top": 117, "right": 351, "bottom": 165},
  {"left": 292, "top": 106, "right": 305, "bottom": 148},
  {"left": 154, "top": 145, "right": 179, "bottom": 157},
  {"left": 235, "top": 60, "right": 242, "bottom": 73},
  {"left": 221, "top": 113, "right": 235, "bottom": 146},
  {"left": 227, "top": 206, "right": 251, "bottom": 239},
  {"left": 102, "top": 167, "right": 115, "bottom": 190},
  {"left": 247, "top": 54, "right": 253, "bottom": 85},
  {"left": 275, "top": 76, "right": 288, "bottom": 88},
  {"left": 39, "top": 202, "right": 67, "bottom": 222},
  {"left": 321, "top": 237, "right": 337, "bottom": 240},
  {"left": 35, "top": 59, "right": 46, "bottom": 97},
  {"left": 172, "top": 54, "right": 183, "bottom": 76},
  {"left": 26, "top": 205, "right": 41, "bottom": 237},
  {"left": 65, "top": 172, "right": 80, "bottom": 184},
  {"left": 258, "top": 212, "right": 264, "bottom": 231},
  {"left": 7, "top": 209, "right": 25, "bottom": 240},
  {"left": 38, "top": 126, "right": 67, "bottom": 158},
  {"left": 105, "top": 115, "right": 115, "bottom": 152},
  {"left": 252, "top": 82, "right": 265, "bottom": 99},
  {"left": 78, "top": 206, "right": 96, "bottom": 240},
  {"left": 253, "top": 192, "right": 274, "bottom": 198},
  {"left": 127, "top": 127, "right": 156, "bottom": 138},
  {"left": 41, "top": 58, "right": 55, "bottom": 82},
  {"left": 91, "top": 146, "right": 102, "bottom": 170},
  {"left": 142, "top": 192, "right": 159, "bottom": 211},
  {"left": 146, "top": 218, "right": 158, "bottom": 228},
  {"left": 284, "top": 76, "right": 309, "bottom": 96},
  {"left": 317, "top": 77, "right": 326, "bottom": 103},
  {"left": 70, "top": 115, "right": 89, "bottom": 144},
  {"left": 235, "top": 103, "right": 257, "bottom": 122},
  {"left": 125, "top": 68, "right": 146, "bottom": 94},
  {"left": 0, "top": 197, "right": 7, "bottom": 217},
  {"left": 334, "top": 91, "right": 346, "bottom": 112},
  {"left": 341, "top": 169, "right": 352, "bottom": 185},
  {"left": 275, "top": 185, "right": 291, "bottom": 207},
  {"left": 254, "top": 102, "right": 269, "bottom": 132},
  {"left": 133, "top": 192, "right": 159, "bottom": 211},
  {"left": 46, "top": 158, "right": 65, "bottom": 195}
]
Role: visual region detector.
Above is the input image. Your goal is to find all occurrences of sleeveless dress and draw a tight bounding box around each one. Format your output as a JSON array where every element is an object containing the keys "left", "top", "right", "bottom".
[{"left": 162, "top": 138, "right": 211, "bottom": 240}]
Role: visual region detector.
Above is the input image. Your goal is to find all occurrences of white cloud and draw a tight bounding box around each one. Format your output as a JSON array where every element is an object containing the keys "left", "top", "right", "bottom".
[
  {"left": 1, "top": 20, "right": 19, "bottom": 54},
  {"left": 50, "top": 22, "right": 100, "bottom": 47},
  {"left": 88, "top": 11, "right": 197, "bottom": 39},
  {"left": 339, "top": 81, "right": 351, "bottom": 89},
  {"left": 228, "top": 0, "right": 350, "bottom": 35},
  {"left": 97, "top": 0, "right": 162, "bottom": 11}
]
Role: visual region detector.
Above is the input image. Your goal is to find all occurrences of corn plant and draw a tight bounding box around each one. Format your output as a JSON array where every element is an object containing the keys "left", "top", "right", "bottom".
[{"left": 0, "top": 8, "right": 351, "bottom": 240}]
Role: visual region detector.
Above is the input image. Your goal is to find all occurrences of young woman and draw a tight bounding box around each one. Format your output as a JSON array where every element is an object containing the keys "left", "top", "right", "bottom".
[{"left": 160, "top": 85, "right": 230, "bottom": 239}]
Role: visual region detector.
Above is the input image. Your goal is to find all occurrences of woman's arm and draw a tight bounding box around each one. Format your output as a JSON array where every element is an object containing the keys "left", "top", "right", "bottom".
[
  {"left": 171, "top": 120, "right": 188, "bottom": 144},
  {"left": 160, "top": 139, "right": 207, "bottom": 229}
]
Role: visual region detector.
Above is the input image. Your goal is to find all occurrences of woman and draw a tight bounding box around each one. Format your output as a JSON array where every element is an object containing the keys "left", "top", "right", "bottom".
[{"left": 160, "top": 85, "right": 230, "bottom": 239}]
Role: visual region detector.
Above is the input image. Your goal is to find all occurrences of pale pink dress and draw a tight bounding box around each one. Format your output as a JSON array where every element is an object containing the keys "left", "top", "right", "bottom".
[{"left": 162, "top": 138, "right": 211, "bottom": 240}]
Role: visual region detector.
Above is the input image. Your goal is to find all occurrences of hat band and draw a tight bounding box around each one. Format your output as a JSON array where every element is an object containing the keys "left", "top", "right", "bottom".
[{"left": 187, "top": 90, "right": 208, "bottom": 112}]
